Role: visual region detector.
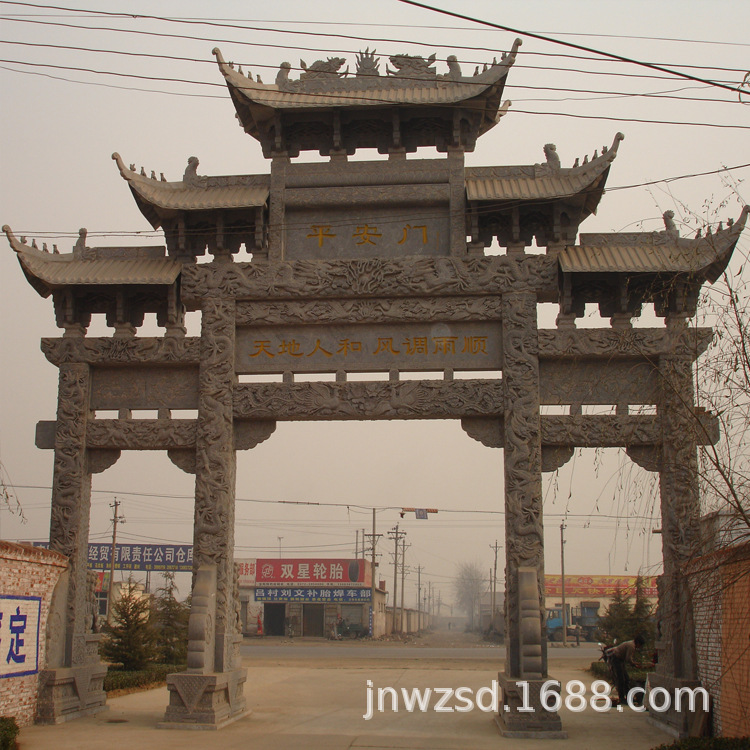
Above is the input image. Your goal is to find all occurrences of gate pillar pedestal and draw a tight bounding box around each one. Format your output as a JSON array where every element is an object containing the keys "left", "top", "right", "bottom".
[
  {"left": 36, "top": 652, "right": 108, "bottom": 724},
  {"left": 495, "top": 673, "right": 567, "bottom": 739},
  {"left": 160, "top": 668, "right": 249, "bottom": 730}
]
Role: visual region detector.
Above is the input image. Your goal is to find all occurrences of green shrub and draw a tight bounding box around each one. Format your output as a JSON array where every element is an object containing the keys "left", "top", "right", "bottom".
[
  {"left": 0, "top": 717, "right": 19, "bottom": 750},
  {"left": 103, "top": 663, "right": 186, "bottom": 693},
  {"left": 650, "top": 739, "right": 750, "bottom": 750}
]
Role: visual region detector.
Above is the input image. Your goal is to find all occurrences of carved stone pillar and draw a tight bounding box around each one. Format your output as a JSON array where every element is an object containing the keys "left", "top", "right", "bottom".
[
  {"left": 162, "top": 297, "right": 248, "bottom": 728},
  {"left": 496, "top": 291, "right": 564, "bottom": 737},
  {"left": 649, "top": 317, "right": 704, "bottom": 736},
  {"left": 37, "top": 363, "right": 107, "bottom": 723}
]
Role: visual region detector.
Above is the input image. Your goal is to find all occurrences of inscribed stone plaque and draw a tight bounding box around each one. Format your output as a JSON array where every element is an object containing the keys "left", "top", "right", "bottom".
[
  {"left": 284, "top": 203, "right": 450, "bottom": 260},
  {"left": 236, "top": 322, "right": 500, "bottom": 374},
  {"left": 539, "top": 361, "right": 658, "bottom": 405},
  {"left": 90, "top": 366, "right": 199, "bottom": 410}
]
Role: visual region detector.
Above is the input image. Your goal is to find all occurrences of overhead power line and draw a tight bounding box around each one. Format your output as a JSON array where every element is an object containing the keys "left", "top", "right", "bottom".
[
  {"left": 2, "top": 9, "right": 748, "bottom": 77},
  {"left": 397, "top": 0, "right": 745, "bottom": 95}
]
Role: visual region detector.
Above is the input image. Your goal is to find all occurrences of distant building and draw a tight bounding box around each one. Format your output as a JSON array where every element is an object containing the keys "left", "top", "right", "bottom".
[{"left": 236, "top": 558, "right": 387, "bottom": 638}]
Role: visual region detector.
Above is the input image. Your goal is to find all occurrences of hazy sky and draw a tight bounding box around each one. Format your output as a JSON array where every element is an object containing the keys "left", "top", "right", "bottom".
[{"left": 1, "top": 0, "right": 748, "bottom": 607}]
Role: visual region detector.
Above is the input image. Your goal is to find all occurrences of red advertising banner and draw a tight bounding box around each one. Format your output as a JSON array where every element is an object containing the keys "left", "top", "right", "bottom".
[
  {"left": 255, "top": 558, "right": 371, "bottom": 587},
  {"left": 544, "top": 575, "right": 657, "bottom": 599}
]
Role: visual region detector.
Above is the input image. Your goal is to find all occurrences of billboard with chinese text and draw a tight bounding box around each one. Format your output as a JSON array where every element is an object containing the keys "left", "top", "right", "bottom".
[
  {"left": 255, "top": 558, "right": 371, "bottom": 587},
  {"left": 34, "top": 542, "right": 193, "bottom": 572},
  {"left": 544, "top": 575, "right": 657, "bottom": 599},
  {"left": 255, "top": 587, "right": 371, "bottom": 603}
]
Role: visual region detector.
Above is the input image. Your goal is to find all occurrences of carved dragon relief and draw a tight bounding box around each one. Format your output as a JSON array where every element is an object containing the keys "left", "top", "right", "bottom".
[
  {"left": 50, "top": 363, "right": 92, "bottom": 651},
  {"left": 193, "top": 297, "right": 237, "bottom": 670},
  {"left": 42, "top": 336, "right": 201, "bottom": 366},
  {"left": 234, "top": 379, "right": 504, "bottom": 421},
  {"left": 181, "top": 254, "right": 559, "bottom": 305},
  {"left": 235, "top": 296, "right": 503, "bottom": 326}
]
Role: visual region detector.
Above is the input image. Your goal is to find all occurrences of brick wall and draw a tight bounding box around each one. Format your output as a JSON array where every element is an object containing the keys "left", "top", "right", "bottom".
[
  {"left": 687, "top": 541, "right": 750, "bottom": 737},
  {"left": 0, "top": 541, "right": 67, "bottom": 727},
  {"left": 720, "top": 548, "right": 750, "bottom": 737}
]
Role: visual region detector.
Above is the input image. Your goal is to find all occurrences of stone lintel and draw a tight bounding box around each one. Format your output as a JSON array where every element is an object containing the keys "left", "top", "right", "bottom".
[
  {"left": 233, "top": 379, "right": 504, "bottom": 421},
  {"left": 538, "top": 327, "right": 713, "bottom": 360},
  {"left": 180, "top": 254, "right": 559, "bottom": 307},
  {"left": 41, "top": 337, "right": 201, "bottom": 366}
]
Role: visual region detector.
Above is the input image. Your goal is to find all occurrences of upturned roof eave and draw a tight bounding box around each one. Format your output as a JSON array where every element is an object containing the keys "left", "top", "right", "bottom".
[
  {"left": 559, "top": 205, "right": 749, "bottom": 277},
  {"left": 214, "top": 43, "right": 519, "bottom": 120}
]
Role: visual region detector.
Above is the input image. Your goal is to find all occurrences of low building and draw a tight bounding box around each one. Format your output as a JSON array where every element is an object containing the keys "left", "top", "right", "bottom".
[{"left": 236, "top": 558, "right": 387, "bottom": 638}]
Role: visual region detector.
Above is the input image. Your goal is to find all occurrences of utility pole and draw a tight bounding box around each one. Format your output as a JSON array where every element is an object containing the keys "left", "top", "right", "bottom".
[
  {"left": 416, "top": 565, "right": 423, "bottom": 631},
  {"left": 388, "top": 525, "right": 406, "bottom": 634},
  {"left": 364, "top": 509, "right": 382, "bottom": 637},
  {"left": 490, "top": 540, "right": 501, "bottom": 631},
  {"left": 355, "top": 529, "right": 359, "bottom": 559},
  {"left": 106, "top": 498, "right": 123, "bottom": 625},
  {"left": 399, "top": 537, "right": 410, "bottom": 634},
  {"left": 561, "top": 522, "right": 567, "bottom": 647}
]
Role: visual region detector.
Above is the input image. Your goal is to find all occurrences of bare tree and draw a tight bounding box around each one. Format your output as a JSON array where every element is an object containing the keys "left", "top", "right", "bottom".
[{"left": 453, "top": 561, "right": 485, "bottom": 630}]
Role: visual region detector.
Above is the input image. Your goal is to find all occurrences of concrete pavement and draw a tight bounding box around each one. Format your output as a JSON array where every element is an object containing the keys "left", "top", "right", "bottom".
[{"left": 18, "top": 646, "right": 672, "bottom": 750}]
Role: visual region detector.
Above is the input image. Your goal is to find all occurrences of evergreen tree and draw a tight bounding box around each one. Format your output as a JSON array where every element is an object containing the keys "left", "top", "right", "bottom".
[
  {"left": 596, "top": 583, "right": 633, "bottom": 644},
  {"left": 597, "top": 578, "right": 655, "bottom": 647},
  {"left": 152, "top": 572, "right": 189, "bottom": 664},
  {"left": 100, "top": 577, "right": 156, "bottom": 670}
]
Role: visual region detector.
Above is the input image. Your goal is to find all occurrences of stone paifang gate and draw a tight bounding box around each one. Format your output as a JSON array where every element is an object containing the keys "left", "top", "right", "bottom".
[{"left": 5, "top": 40, "right": 748, "bottom": 733}]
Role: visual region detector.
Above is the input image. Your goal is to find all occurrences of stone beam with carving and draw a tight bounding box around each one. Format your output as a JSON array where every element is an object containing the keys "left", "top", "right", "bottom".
[
  {"left": 236, "top": 296, "right": 503, "bottom": 326},
  {"left": 461, "top": 412, "right": 719, "bottom": 449},
  {"left": 537, "top": 327, "right": 713, "bottom": 360},
  {"left": 41, "top": 337, "right": 201, "bottom": 366},
  {"left": 234, "top": 379, "right": 504, "bottom": 421},
  {"left": 181, "top": 255, "right": 559, "bottom": 307}
]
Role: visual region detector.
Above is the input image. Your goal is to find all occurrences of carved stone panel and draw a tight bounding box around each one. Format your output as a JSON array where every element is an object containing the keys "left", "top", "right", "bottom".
[{"left": 539, "top": 360, "right": 658, "bottom": 405}]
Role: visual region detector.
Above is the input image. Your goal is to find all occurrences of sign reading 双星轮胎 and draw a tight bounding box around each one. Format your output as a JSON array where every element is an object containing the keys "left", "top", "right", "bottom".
[
  {"left": 255, "top": 558, "right": 371, "bottom": 587},
  {"left": 0, "top": 595, "right": 41, "bottom": 679}
]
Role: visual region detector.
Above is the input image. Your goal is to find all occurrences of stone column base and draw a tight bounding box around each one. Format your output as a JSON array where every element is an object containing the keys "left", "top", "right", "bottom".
[
  {"left": 495, "top": 673, "right": 567, "bottom": 739},
  {"left": 36, "top": 662, "right": 108, "bottom": 724},
  {"left": 159, "top": 668, "right": 249, "bottom": 730},
  {"left": 646, "top": 673, "right": 709, "bottom": 738}
]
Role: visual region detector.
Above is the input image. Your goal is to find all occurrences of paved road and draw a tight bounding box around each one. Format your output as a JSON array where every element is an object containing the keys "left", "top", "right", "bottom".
[{"left": 241, "top": 638, "right": 601, "bottom": 663}]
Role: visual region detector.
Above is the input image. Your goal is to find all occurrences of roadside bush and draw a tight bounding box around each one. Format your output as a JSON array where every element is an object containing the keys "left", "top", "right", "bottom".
[
  {"left": 103, "top": 663, "right": 186, "bottom": 692},
  {"left": 0, "top": 717, "right": 19, "bottom": 750}
]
